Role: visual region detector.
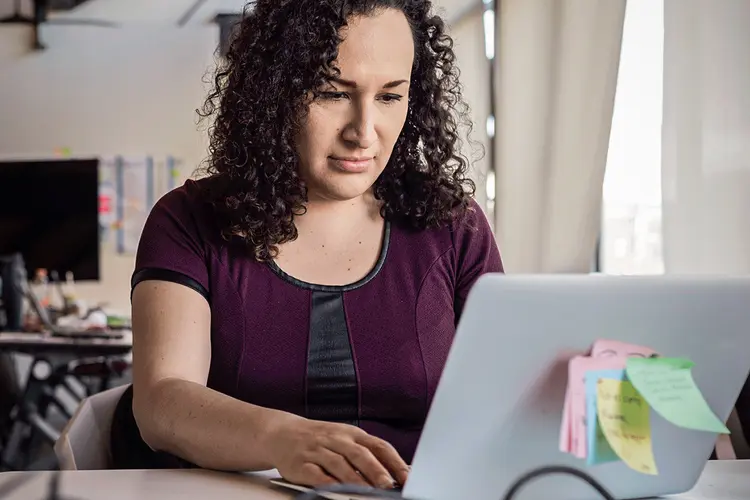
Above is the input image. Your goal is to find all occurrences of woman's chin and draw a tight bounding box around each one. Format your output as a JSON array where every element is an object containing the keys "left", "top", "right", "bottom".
[{"left": 309, "top": 183, "right": 373, "bottom": 203}]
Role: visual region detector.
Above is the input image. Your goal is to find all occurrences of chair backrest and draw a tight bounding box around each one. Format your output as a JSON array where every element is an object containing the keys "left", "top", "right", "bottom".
[{"left": 54, "top": 384, "right": 129, "bottom": 470}]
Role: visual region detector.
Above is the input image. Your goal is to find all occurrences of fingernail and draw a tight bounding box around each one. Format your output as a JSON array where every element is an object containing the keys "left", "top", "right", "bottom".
[{"left": 378, "top": 475, "right": 395, "bottom": 488}]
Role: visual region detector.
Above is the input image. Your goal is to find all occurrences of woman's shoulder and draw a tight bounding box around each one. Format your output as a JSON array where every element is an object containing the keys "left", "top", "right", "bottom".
[
  {"left": 153, "top": 177, "right": 214, "bottom": 215},
  {"left": 388, "top": 198, "right": 500, "bottom": 275},
  {"left": 449, "top": 198, "right": 494, "bottom": 237},
  {"left": 393, "top": 198, "right": 494, "bottom": 248},
  {"left": 147, "top": 177, "right": 220, "bottom": 238},
  {"left": 135, "top": 177, "right": 229, "bottom": 273}
]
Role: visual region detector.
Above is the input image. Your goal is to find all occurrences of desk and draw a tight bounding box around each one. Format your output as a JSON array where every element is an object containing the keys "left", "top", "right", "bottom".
[
  {"left": 0, "top": 332, "right": 132, "bottom": 357},
  {"left": 1, "top": 461, "right": 749, "bottom": 500}
]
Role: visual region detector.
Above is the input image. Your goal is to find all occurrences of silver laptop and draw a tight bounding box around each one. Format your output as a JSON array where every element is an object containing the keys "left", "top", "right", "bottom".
[{"left": 404, "top": 275, "right": 750, "bottom": 500}]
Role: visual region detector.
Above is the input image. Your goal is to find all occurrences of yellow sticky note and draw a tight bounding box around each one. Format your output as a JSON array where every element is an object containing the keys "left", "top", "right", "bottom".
[{"left": 596, "top": 378, "right": 658, "bottom": 475}]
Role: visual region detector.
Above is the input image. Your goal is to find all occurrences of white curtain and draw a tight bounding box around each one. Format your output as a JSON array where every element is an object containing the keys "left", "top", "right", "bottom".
[
  {"left": 451, "top": 6, "right": 492, "bottom": 214},
  {"left": 662, "top": 0, "right": 750, "bottom": 274},
  {"left": 493, "top": 0, "right": 626, "bottom": 273}
]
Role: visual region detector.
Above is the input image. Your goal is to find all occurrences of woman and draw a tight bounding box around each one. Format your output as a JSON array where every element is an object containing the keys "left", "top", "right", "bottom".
[{"left": 110, "top": 0, "right": 503, "bottom": 489}]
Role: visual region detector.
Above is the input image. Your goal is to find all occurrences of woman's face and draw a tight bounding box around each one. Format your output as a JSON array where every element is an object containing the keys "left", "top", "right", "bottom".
[{"left": 296, "top": 9, "right": 415, "bottom": 203}]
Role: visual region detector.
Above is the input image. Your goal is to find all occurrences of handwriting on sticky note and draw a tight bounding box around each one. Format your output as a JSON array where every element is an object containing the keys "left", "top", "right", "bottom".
[
  {"left": 568, "top": 353, "right": 651, "bottom": 458},
  {"left": 560, "top": 341, "right": 657, "bottom": 458},
  {"left": 625, "top": 357, "right": 729, "bottom": 434},
  {"left": 585, "top": 370, "right": 623, "bottom": 465},
  {"left": 596, "top": 378, "right": 658, "bottom": 475}
]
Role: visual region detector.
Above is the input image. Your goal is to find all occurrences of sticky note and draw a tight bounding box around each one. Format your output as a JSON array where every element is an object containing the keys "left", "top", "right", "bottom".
[
  {"left": 625, "top": 357, "right": 729, "bottom": 434},
  {"left": 559, "top": 391, "right": 572, "bottom": 453},
  {"left": 591, "top": 339, "right": 657, "bottom": 359},
  {"left": 584, "top": 370, "right": 623, "bottom": 465},
  {"left": 596, "top": 378, "right": 658, "bottom": 475},
  {"left": 565, "top": 350, "right": 651, "bottom": 457},
  {"left": 559, "top": 341, "right": 657, "bottom": 458}
]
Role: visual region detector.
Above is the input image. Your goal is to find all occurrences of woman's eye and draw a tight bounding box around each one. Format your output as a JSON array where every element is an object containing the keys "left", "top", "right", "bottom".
[
  {"left": 379, "top": 94, "right": 403, "bottom": 104},
  {"left": 320, "top": 91, "right": 348, "bottom": 101}
]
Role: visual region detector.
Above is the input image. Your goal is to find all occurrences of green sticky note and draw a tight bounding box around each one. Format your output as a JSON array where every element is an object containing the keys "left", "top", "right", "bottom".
[{"left": 625, "top": 357, "right": 729, "bottom": 434}]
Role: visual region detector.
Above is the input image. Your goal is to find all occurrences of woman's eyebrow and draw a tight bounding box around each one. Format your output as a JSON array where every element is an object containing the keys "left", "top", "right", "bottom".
[{"left": 330, "top": 77, "right": 409, "bottom": 89}]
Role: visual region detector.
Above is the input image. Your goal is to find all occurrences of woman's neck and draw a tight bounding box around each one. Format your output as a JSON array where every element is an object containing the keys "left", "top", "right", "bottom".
[
  {"left": 294, "top": 193, "right": 382, "bottom": 240},
  {"left": 273, "top": 193, "right": 386, "bottom": 286}
]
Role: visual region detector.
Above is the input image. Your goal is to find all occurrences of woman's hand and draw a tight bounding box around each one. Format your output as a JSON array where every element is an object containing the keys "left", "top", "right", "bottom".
[{"left": 264, "top": 413, "right": 410, "bottom": 489}]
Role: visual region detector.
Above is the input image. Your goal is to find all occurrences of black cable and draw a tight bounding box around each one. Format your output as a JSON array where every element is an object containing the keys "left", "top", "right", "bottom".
[
  {"left": 0, "top": 454, "right": 83, "bottom": 500},
  {"left": 46, "top": 470, "right": 61, "bottom": 500},
  {"left": 501, "top": 465, "right": 616, "bottom": 500},
  {"left": 40, "top": 469, "right": 82, "bottom": 500},
  {"left": 291, "top": 465, "right": 616, "bottom": 500},
  {"left": 0, "top": 470, "right": 66, "bottom": 500},
  {"left": 0, "top": 471, "right": 34, "bottom": 499}
]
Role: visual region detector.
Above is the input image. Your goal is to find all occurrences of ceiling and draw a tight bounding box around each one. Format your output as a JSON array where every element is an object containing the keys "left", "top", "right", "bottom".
[{"left": 0, "top": 0, "right": 480, "bottom": 26}]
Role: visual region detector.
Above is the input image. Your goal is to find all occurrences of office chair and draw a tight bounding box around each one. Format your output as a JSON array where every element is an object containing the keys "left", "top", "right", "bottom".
[{"left": 54, "top": 384, "right": 130, "bottom": 470}]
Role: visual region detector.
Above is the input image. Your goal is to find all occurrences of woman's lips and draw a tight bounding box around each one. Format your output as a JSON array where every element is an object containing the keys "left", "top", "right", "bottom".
[{"left": 329, "top": 157, "right": 373, "bottom": 173}]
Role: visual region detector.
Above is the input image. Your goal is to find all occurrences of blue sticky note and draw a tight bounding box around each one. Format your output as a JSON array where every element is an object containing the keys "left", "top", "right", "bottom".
[{"left": 584, "top": 369, "right": 626, "bottom": 465}]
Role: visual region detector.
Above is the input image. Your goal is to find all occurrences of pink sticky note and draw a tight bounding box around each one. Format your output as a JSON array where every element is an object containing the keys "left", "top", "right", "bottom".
[
  {"left": 560, "top": 341, "right": 656, "bottom": 457},
  {"left": 559, "top": 387, "right": 572, "bottom": 452}
]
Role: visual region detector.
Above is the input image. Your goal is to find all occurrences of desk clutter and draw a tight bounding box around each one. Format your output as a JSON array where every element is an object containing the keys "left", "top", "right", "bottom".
[
  {"left": 0, "top": 263, "right": 133, "bottom": 471},
  {"left": 560, "top": 339, "right": 729, "bottom": 475}
]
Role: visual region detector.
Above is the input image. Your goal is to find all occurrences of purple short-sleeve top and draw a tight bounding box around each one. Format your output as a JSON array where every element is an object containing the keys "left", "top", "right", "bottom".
[{"left": 132, "top": 178, "right": 503, "bottom": 462}]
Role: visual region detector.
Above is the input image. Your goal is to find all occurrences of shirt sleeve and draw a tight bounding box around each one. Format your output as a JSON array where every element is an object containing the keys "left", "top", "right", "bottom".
[
  {"left": 453, "top": 199, "right": 504, "bottom": 321},
  {"left": 130, "top": 184, "right": 211, "bottom": 302}
]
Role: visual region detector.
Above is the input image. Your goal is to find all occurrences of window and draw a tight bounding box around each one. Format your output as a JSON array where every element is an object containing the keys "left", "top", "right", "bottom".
[
  {"left": 482, "top": 0, "right": 496, "bottom": 224},
  {"left": 600, "top": 0, "right": 664, "bottom": 275}
]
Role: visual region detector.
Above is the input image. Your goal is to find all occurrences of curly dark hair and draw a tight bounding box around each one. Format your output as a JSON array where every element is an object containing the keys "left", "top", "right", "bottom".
[{"left": 197, "top": 0, "right": 478, "bottom": 261}]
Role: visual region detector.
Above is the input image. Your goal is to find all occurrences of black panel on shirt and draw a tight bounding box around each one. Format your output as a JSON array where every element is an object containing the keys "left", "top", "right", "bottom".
[
  {"left": 131, "top": 268, "right": 209, "bottom": 301},
  {"left": 307, "top": 290, "right": 359, "bottom": 425}
]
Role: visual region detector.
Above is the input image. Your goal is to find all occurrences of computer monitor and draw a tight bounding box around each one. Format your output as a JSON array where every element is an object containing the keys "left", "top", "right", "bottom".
[{"left": 0, "top": 159, "right": 100, "bottom": 281}]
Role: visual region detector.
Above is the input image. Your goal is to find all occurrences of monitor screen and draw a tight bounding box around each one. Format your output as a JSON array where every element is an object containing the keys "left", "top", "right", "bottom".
[{"left": 0, "top": 159, "right": 100, "bottom": 281}]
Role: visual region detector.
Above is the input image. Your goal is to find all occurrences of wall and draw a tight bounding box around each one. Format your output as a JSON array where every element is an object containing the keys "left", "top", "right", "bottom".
[
  {"left": 0, "top": 8, "right": 225, "bottom": 312},
  {"left": 0, "top": 0, "right": 489, "bottom": 313}
]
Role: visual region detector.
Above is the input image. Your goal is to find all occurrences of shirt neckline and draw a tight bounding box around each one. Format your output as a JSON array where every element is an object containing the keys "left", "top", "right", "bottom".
[{"left": 266, "top": 221, "right": 391, "bottom": 292}]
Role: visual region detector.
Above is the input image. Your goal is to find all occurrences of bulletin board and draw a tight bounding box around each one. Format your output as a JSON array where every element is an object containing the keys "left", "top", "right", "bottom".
[{"left": 98, "top": 155, "right": 184, "bottom": 255}]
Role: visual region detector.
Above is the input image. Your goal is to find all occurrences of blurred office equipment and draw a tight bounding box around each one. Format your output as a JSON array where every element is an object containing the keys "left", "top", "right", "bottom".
[
  {"left": 0, "top": 253, "right": 26, "bottom": 332},
  {"left": 0, "top": 0, "right": 119, "bottom": 51},
  {"left": 213, "top": 12, "right": 242, "bottom": 56},
  {"left": 0, "top": 158, "right": 100, "bottom": 281}
]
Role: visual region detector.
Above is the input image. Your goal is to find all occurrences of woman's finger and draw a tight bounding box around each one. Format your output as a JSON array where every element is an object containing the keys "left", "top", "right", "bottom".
[
  {"left": 357, "top": 434, "right": 410, "bottom": 486},
  {"left": 290, "top": 463, "right": 338, "bottom": 488},
  {"left": 315, "top": 449, "right": 369, "bottom": 486},
  {"left": 329, "top": 438, "right": 395, "bottom": 489}
]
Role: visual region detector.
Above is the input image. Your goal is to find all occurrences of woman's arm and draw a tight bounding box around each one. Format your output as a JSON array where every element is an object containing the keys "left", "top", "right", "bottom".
[
  {"left": 131, "top": 280, "right": 279, "bottom": 471},
  {"left": 130, "top": 280, "right": 408, "bottom": 487},
  {"left": 453, "top": 201, "right": 504, "bottom": 320}
]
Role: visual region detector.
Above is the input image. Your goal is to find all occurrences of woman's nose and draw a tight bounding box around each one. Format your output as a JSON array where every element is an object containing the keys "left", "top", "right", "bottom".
[{"left": 342, "top": 102, "right": 377, "bottom": 149}]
